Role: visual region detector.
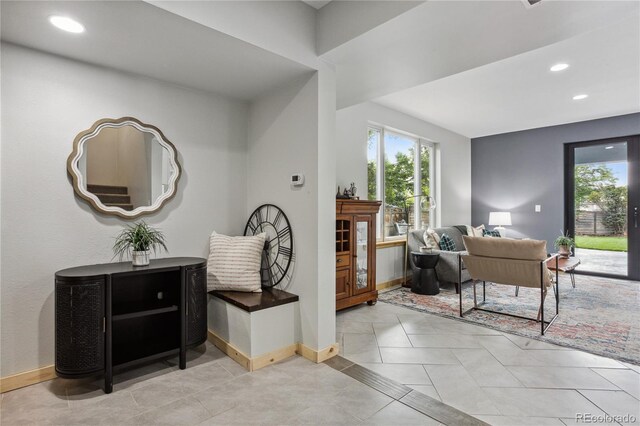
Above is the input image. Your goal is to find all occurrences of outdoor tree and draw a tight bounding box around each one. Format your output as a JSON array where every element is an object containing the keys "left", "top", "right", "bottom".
[
  {"left": 591, "top": 185, "right": 627, "bottom": 235},
  {"left": 384, "top": 151, "right": 414, "bottom": 211},
  {"left": 368, "top": 132, "right": 431, "bottom": 234},
  {"left": 367, "top": 130, "right": 377, "bottom": 200},
  {"left": 574, "top": 164, "right": 616, "bottom": 209},
  {"left": 574, "top": 164, "right": 627, "bottom": 237}
]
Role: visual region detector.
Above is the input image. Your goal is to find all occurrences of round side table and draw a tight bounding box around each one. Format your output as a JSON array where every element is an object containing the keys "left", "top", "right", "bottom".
[{"left": 411, "top": 252, "right": 440, "bottom": 295}]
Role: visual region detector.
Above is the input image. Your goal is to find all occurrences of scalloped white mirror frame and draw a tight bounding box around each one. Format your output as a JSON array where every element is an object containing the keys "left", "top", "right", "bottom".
[{"left": 67, "top": 117, "right": 181, "bottom": 219}]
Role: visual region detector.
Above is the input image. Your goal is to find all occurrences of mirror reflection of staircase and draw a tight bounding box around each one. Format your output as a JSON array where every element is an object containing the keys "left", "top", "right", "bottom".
[{"left": 87, "top": 184, "right": 133, "bottom": 211}]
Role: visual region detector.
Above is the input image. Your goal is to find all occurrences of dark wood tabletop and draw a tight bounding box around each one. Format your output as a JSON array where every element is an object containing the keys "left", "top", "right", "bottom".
[
  {"left": 546, "top": 256, "right": 581, "bottom": 272},
  {"left": 55, "top": 257, "right": 207, "bottom": 280},
  {"left": 209, "top": 287, "right": 299, "bottom": 312}
]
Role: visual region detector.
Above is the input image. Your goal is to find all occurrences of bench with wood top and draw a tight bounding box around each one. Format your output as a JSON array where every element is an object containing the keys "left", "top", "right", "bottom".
[{"left": 207, "top": 287, "right": 299, "bottom": 372}]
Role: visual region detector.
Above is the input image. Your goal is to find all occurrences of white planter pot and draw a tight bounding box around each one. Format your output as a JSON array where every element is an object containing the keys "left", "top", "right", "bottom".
[
  {"left": 558, "top": 245, "right": 571, "bottom": 258},
  {"left": 132, "top": 250, "right": 150, "bottom": 266}
]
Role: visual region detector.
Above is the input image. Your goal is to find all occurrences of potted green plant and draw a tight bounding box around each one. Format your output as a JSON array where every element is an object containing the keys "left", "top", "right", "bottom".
[
  {"left": 554, "top": 230, "right": 574, "bottom": 258},
  {"left": 113, "top": 221, "right": 167, "bottom": 266}
]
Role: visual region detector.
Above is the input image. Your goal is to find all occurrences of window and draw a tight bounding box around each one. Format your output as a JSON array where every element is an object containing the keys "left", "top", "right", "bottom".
[{"left": 367, "top": 126, "right": 436, "bottom": 240}]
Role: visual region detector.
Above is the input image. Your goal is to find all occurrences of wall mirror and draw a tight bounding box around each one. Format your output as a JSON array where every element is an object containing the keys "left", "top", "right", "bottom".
[{"left": 67, "top": 117, "right": 181, "bottom": 219}]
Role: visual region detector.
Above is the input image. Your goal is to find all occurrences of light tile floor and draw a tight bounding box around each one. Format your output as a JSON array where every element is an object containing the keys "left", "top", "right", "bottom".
[
  {"left": 2, "top": 301, "right": 638, "bottom": 425},
  {"left": 337, "top": 300, "right": 640, "bottom": 426},
  {"left": 0, "top": 342, "right": 443, "bottom": 425}
]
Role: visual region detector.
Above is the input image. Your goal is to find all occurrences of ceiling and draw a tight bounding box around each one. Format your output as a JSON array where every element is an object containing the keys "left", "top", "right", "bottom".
[
  {"left": 301, "top": 1, "right": 332, "bottom": 10},
  {"left": 0, "top": 1, "right": 313, "bottom": 101},
  {"left": 374, "top": 16, "right": 640, "bottom": 138},
  {"left": 321, "top": 0, "right": 639, "bottom": 138},
  {"left": 1, "top": 0, "right": 637, "bottom": 138}
]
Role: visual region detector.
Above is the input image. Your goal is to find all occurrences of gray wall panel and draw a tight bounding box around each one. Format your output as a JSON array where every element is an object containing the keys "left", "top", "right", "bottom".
[{"left": 471, "top": 113, "right": 640, "bottom": 251}]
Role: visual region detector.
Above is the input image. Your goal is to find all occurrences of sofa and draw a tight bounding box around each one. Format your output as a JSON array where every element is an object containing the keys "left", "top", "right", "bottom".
[{"left": 408, "top": 226, "right": 472, "bottom": 293}]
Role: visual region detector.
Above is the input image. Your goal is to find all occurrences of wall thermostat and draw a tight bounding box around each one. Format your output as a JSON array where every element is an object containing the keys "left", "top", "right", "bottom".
[{"left": 291, "top": 173, "right": 305, "bottom": 187}]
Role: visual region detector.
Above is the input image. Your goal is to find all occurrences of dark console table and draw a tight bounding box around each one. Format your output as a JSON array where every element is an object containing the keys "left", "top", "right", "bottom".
[
  {"left": 55, "top": 257, "right": 207, "bottom": 393},
  {"left": 411, "top": 252, "right": 440, "bottom": 295}
]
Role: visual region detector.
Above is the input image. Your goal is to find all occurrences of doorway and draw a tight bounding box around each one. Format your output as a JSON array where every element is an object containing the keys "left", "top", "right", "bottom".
[{"left": 565, "top": 136, "right": 640, "bottom": 280}]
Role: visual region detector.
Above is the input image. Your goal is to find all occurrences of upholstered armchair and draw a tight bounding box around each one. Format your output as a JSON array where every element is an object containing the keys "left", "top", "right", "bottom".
[{"left": 459, "top": 236, "right": 559, "bottom": 335}]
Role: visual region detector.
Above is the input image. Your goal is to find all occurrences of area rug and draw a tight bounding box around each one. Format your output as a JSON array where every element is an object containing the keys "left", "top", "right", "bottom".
[{"left": 378, "top": 275, "right": 640, "bottom": 365}]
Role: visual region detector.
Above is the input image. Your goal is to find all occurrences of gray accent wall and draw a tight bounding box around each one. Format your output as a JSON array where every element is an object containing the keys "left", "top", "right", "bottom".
[{"left": 471, "top": 113, "right": 640, "bottom": 250}]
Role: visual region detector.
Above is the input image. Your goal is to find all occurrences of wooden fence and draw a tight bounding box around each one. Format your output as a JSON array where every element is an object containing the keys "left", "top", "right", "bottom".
[{"left": 576, "top": 210, "right": 616, "bottom": 236}]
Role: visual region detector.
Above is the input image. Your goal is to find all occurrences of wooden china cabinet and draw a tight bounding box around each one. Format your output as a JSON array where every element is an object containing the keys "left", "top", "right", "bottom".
[{"left": 336, "top": 199, "right": 382, "bottom": 310}]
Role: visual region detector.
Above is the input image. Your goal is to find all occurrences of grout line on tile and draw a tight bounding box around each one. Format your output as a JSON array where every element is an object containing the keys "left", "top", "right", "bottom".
[
  {"left": 360, "top": 399, "right": 394, "bottom": 422},
  {"left": 590, "top": 368, "right": 633, "bottom": 396},
  {"left": 397, "top": 313, "right": 416, "bottom": 348},
  {"left": 575, "top": 389, "right": 618, "bottom": 422},
  {"left": 371, "top": 322, "right": 385, "bottom": 364},
  {"left": 194, "top": 395, "right": 218, "bottom": 421}
]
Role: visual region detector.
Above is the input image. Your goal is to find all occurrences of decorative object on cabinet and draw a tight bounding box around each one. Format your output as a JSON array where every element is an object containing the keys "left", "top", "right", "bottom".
[
  {"left": 403, "top": 195, "right": 436, "bottom": 287},
  {"left": 207, "top": 231, "right": 266, "bottom": 292},
  {"left": 336, "top": 199, "right": 381, "bottom": 310},
  {"left": 112, "top": 221, "right": 167, "bottom": 266},
  {"left": 336, "top": 186, "right": 349, "bottom": 199},
  {"left": 349, "top": 182, "right": 357, "bottom": 197},
  {"left": 55, "top": 257, "right": 207, "bottom": 394},
  {"left": 67, "top": 117, "right": 181, "bottom": 219},
  {"left": 243, "top": 204, "right": 295, "bottom": 288}
]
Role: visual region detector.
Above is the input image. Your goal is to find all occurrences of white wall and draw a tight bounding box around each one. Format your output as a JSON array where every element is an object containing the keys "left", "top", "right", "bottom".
[
  {"left": 0, "top": 43, "right": 249, "bottom": 377},
  {"left": 145, "top": 0, "right": 339, "bottom": 351},
  {"left": 247, "top": 70, "right": 336, "bottom": 352},
  {"left": 376, "top": 245, "right": 405, "bottom": 285},
  {"left": 336, "top": 102, "right": 471, "bottom": 285}
]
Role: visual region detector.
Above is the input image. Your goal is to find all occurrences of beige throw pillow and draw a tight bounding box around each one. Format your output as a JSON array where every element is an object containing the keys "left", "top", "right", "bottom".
[
  {"left": 471, "top": 224, "right": 485, "bottom": 237},
  {"left": 207, "top": 231, "right": 266, "bottom": 292},
  {"left": 423, "top": 228, "right": 441, "bottom": 249}
]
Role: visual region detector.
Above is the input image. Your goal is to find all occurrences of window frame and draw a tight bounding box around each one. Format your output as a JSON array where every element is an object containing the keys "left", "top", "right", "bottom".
[{"left": 367, "top": 125, "right": 437, "bottom": 241}]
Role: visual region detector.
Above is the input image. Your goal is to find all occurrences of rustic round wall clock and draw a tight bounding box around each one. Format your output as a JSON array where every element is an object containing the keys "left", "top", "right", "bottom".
[{"left": 244, "top": 204, "right": 294, "bottom": 288}]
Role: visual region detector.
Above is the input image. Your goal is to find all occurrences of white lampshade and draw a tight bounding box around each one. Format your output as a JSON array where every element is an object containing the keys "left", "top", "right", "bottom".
[{"left": 488, "top": 211, "right": 512, "bottom": 226}]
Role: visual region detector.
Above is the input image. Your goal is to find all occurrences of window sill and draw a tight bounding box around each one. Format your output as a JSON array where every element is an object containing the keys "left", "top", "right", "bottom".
[{"left": 376, "top": 239, "right": 406, "bottom": 249}]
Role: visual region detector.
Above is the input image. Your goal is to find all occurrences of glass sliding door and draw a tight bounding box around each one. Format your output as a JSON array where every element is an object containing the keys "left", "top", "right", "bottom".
[{"left": 565, "top": 136, "right": 640, "bottom": 280}]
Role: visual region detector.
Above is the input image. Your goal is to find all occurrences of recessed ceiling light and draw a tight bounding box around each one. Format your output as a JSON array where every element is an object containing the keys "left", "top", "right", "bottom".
[
  {"left": 572, "top": 94, "right": 588, "bottom": 100},
  {"left": 550, "top": 63, "right": 569, "bottom": 72},
  {"left": 49, "top": 16, "right": 85, "bottom": 34},
  {"left": 605, "top": 146, "right": 614, "bottom": 150}
]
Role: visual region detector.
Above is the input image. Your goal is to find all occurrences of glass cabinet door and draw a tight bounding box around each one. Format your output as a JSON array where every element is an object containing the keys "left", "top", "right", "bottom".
[{"left": 354, "top": 216, "right": 372, "bottom": 294}]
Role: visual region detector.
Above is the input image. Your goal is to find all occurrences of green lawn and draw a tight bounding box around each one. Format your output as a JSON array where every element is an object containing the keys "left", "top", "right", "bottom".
[{"left": 575, "top": 235, "right": 627, "bottom": 252}]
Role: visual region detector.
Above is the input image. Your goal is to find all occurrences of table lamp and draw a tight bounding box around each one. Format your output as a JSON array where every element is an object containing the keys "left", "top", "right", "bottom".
[{"left": 488, "top": 211, "right": 511, "bottom": 237}]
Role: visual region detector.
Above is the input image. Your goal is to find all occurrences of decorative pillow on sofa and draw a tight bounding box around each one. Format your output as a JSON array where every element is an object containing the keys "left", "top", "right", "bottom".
[
  {"left": 439, "top": 233, "right": 457, "bottom": 251},
  {"left": 424, "top": 228, "right": 441, "bottom": 249},
  {"left": 483, "top": 229, "right": 501, "bottom": 238},
  {"left": 207, "top": 231, "right": 266, "bottom": 293},
  {"left": 470, "top": 224, "right": 485, "bottom": 237}
]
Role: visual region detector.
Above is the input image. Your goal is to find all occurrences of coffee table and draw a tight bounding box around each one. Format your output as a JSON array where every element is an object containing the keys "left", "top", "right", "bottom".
[{"left": 546, "top": 255, "right": 581, "bottom": 288}]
